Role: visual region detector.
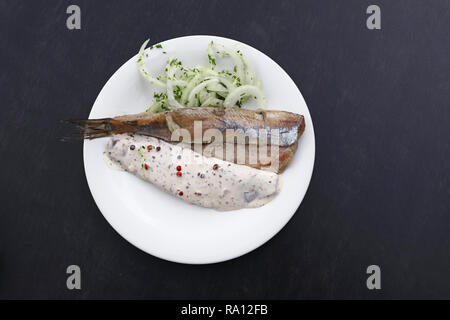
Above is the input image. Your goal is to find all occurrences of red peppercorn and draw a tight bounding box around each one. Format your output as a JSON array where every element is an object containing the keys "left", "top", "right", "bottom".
[
  {"left": 213, "top": 164, "right": 219, "bottom": 170},
  {"left": 176, "top": 171, "right": 182, "bottom": 177},
  {"left": 144, "top": 164, "right": 149, "bottom": 170},
  {"left": 176, "top": 165, "right": 182, "bottom": 171},
  {"left": 130, "top": 145, "right": 135, "bottom": 150},
  {"left": 147, "top": 145, "right": 153, "bottom": 151},
  {"left": 178, "top": 191, "right": 183, "bottom": 196}
]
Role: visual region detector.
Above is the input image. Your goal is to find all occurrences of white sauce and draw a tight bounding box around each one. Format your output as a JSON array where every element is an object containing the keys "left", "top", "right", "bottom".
[
  {"left": 103, "top": 151, "right": 125, "bottom": 171},
  {"left": 105, "top": 134, "right": 281, "bottom": 211}
]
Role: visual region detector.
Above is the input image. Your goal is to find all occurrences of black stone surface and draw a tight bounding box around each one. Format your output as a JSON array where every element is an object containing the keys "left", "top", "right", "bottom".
[{"left": 0, "top": 0, "right": 449, "bottom": 299}]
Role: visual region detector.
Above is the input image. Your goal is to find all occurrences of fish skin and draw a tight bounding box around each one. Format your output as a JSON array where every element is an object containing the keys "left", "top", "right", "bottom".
[{"left": 83, "top": 107, "right": 305, "bottom": 147}]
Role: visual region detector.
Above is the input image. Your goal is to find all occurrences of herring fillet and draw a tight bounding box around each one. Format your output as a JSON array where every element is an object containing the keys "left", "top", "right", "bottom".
[
  {"left": 69, "top": 107, "right": 305, "bottom": 146},
  {"left": 67, "top": 107, "right": 305, "bottom": 173},
  {"left": 105, "top": 135, "right": 281, "bottom": 211},
  {"left": 176, "top": 142, "right": 298, "bottom": 173}
]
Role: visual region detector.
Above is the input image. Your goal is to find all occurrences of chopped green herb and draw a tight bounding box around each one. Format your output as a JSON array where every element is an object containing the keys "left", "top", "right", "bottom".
[{"left": 208, "top": 54, "right": 216, "bottom": 66}]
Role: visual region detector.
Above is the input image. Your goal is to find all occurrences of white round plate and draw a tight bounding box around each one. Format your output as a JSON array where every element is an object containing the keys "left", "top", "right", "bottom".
[{"left": 84, "top": 35, "right": 315, "bottom": 264}]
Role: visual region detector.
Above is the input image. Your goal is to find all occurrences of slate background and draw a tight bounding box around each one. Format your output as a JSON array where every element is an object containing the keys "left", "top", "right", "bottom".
[{"left": 0, "top": 0, "right": 449, "bottom": 299}]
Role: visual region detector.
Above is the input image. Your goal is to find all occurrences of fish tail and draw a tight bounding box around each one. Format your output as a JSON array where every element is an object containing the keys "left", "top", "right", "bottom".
[{"left": 63, "top": 118, "right": 115, "bottom": 140}]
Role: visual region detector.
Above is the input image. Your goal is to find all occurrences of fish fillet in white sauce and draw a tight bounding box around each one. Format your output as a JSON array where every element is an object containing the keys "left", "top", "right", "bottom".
[{"left": 105, "top": 135, "right": 281, "bottom": 211}]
